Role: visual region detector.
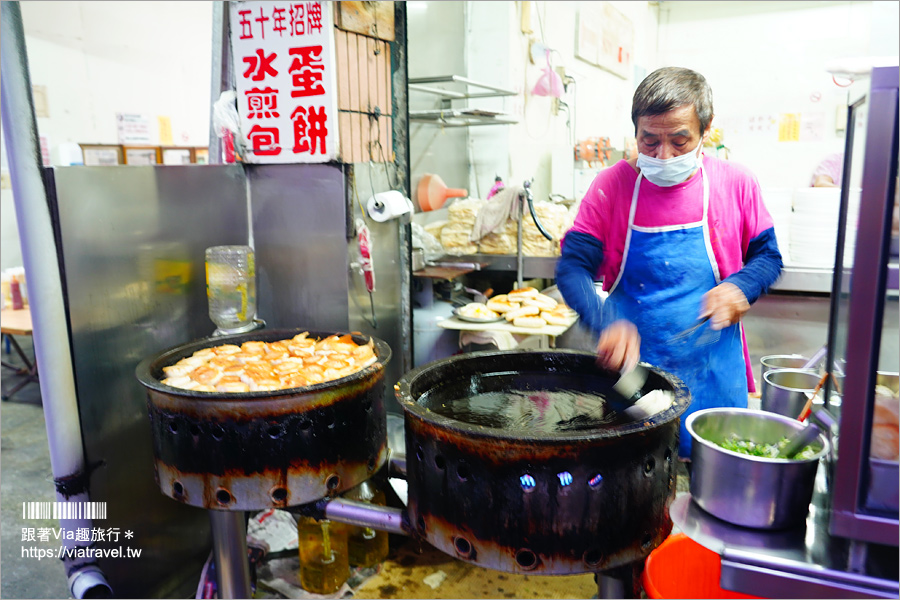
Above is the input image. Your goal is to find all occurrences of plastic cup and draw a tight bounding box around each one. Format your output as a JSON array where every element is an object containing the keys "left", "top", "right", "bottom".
[{"left": 205, "top": 245, "right": 256, "bottom": 333}]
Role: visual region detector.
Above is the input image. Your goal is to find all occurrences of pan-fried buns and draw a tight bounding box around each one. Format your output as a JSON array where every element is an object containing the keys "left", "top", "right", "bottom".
[
  {"left": 541, "top": 311, "right": 571, "bottom": 326},
  {"left": 523, "top": 293, "right": 558, "bottom": 311},
  {"left": 507, "top": 286, "right": 539, "bottom": 302},
  {"left": 505, "top": 304, "right": 540, "bottom": 322},
  {"left": 486, "top": 295, "right": 520, "bottom": 314},
  {"left": 513, "top": 316, "right": 546, "bottom": 328},
  {"left": 160, "top": 333, "right": 378, "bottom": 393}
]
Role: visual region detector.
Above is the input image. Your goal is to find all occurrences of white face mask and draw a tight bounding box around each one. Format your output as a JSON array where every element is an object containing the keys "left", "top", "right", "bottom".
[{"left": 636, "top": 138, "right": 704, "bottom": 187}]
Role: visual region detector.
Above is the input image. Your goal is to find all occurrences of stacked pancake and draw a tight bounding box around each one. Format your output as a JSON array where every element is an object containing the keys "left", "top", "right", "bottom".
[
  {"left": 486, "top": 287, "right": 578, "bottom": 328},
  {"left": 440, "top": 199, "right": 482, "bottom": 255},
  {"left": 160, "top": 333, "right": 377, "bottom": 394}
]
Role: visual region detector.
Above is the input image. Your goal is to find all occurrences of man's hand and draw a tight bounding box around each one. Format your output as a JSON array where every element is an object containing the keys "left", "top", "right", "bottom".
[
  {"left": 700, "top": 282, "right": 750, "bottom": 331},
  {"left": 596, "top": 319, "right": 640, "bottom": 372}
]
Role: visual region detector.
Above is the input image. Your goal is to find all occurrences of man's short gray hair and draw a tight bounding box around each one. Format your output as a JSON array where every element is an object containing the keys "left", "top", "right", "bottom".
[{"left": 632, "top": 67, "right": 714, "bottom": 135}]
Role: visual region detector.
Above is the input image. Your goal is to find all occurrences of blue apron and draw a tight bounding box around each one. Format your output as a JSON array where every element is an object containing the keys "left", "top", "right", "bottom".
[{"left": 604, "top": 167, "right": 747, "bottom": 459}]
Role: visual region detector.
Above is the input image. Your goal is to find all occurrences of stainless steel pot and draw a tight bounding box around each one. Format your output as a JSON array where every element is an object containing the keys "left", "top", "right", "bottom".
[
  {"left": 135, "top": 329, "right": 391, "bottom": 511},
  {"left": 395, "top": 349, "right": 690, "bottom": 575},
  {"left": 761, "top": 368, "right": 824, "bottom": 418},
  {"left": 687, "top": 408, "right": 829, "bottom": 529}
]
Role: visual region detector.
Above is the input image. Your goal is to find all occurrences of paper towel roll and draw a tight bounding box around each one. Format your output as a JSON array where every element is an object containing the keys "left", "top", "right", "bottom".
[{"left": 367, "top": 190, "right": 414, "bottom": 222}]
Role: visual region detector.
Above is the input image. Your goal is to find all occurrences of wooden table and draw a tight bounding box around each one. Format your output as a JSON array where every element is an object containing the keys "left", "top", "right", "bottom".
[{"left": 1, "top": 307, "right": 39, "bottom": 401}]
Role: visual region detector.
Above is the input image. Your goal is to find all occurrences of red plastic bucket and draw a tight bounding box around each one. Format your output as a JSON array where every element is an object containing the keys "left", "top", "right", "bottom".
[{"left": 643, "top": 534, "right": 763, "bottom": 599}]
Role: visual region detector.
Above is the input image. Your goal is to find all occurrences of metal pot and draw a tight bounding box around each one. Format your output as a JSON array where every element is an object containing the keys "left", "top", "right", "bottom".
[
  {"left": 761, "top": 368, "right": 824, "bottom": 418},
  {"left": 395, "top": 349, "right": 690, "bottom": 575},
  {"left": 135, "top": 329, "right": 391, "bottom": 511},
  {"left": 686, "top": 408, "right": 829, "bottom": 529}
]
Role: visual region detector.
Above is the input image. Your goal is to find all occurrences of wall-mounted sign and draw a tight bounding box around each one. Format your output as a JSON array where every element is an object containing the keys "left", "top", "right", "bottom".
[
  {"left": 575, "top": 2, "right": 634, "bottom": 80},
  {"left": 116, "top": 113, "right": 152, "bottom": 144},
  {"left": 229, "top": 0, "right": 339, "bottom": 163}
]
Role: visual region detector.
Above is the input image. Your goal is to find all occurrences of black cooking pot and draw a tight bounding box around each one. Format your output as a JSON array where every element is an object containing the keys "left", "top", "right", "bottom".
[
  {"left": 135, "top": 329, "right": 391, "bottom": 511},
  {"left": 395, "top": 349, "right": 690, "bottom": 575}
]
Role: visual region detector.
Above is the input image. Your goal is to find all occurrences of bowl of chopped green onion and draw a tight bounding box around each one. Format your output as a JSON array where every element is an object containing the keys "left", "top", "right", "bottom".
[{"left": 686, "top": 408, "right": 830, "bottom": 529}]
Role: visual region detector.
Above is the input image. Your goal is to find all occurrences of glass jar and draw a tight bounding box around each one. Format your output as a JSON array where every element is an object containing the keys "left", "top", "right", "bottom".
[
  {"left": 343, "top": 480, "right": 390, "bottom": 568},
  {"left": 297, "top": 516, "right": 349, "bottom": 594},
  {"left": 205, "top": 245, "right": 256, "bottom": 333}
]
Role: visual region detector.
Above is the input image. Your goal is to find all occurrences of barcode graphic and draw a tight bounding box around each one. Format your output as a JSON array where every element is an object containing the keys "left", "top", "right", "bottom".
[{"left": 22, "top": 502, "right": 107, "bottom": 520}]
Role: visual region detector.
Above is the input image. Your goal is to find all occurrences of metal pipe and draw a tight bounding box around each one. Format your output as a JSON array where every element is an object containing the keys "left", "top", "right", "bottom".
[
  {"left": 323, "top": 498, "right": 410, "bottom": 536},
  {"left": 208, "top": 510, "right": 252, "bottom": 599},
  {"left": 596, "top": 572, "right": 626, "bottom": 599},
  {"left": 67, "top": 566, "right": 113, "bottom": 599},
  {"left": 1, "top": 4, "right": 111, "bottom": 597},
  {"left": 517, "top": 193, "right": 525, "bottom": 289},
  {"left": 208, "top": 2, "right": 232, "bottom": 164}
]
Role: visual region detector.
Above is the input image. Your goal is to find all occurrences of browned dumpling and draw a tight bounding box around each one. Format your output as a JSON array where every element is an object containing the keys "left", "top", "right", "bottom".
[{"left": 161, "top": 333, "right": 377, "bottom": 393}]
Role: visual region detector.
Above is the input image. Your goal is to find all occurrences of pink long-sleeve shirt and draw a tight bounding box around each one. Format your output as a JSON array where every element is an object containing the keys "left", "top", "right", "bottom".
[{"left": 568, "top": 156, "right": 775, "bottom": 290}]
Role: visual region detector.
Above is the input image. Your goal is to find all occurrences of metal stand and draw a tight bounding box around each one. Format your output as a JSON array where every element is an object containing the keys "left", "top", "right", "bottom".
[
  {"left": 594, "top": 562, "right": 644, "bottom": 598},
  {"left": 515, "top": 181, "right": 555, "bottom": 289},
  {"left": 595, "top": 563, "right": 642, "bottom": 599},
  {"left": 208, "top": 510, "right": 252, "bottom": 599}
]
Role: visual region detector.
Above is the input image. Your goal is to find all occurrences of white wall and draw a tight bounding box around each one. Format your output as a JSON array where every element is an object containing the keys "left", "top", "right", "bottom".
[
  {"left": 419, "top": 1, "right": 897, "bottom": 201},
  {"left": 407, "top": 1, "right": 469, "bottom": 206},
  {"left": 1, "top": 1, "right": 213, "bottom": 271},
  {"left": 465, "top": 1, "right": 658, "bottom": 202},
  {"left": 21, "top": 1, "right": 213, "bottom": 151},
  {"left": 656, "top": 0, "right": 897, "bottom": 189}
]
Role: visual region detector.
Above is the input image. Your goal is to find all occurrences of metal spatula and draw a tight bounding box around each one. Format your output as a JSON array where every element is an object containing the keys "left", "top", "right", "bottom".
[
  {"left": 612, "top": 363, "right": 649, "bottom": 405},
  {"left": 777, "top": 423, "right": 821, "bottom": 459}
]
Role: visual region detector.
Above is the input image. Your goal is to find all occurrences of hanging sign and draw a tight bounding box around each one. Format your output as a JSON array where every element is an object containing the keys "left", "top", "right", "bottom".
[{"left": 229, "top": 0, "right": 339, "bottom": 164}]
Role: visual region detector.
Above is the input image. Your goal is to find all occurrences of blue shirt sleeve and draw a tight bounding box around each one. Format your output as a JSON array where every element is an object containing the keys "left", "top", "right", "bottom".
[
  {"left": 555, "top": 231, "right": 606, "bottom": 334},
  {"left": 723, "top": 226, "right": 783, "bottom": 304}
]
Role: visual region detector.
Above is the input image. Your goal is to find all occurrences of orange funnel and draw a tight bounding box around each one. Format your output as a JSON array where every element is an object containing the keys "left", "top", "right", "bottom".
[{"left": 417, "top": 173, "right": 467, "bottom": 211}]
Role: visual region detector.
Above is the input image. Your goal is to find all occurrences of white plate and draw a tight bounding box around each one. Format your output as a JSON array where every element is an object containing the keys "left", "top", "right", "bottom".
[{"left": 452, "top": 307, "right": 504, "bottom": 323}]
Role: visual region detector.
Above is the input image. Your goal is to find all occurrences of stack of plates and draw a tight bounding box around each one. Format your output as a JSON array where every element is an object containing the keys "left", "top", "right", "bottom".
[
  {"left": 789, "top": 188, "right": 861, "bottom": 268},
  {"left": 762, "top": 188, "right": 793, "bottom": 263}
]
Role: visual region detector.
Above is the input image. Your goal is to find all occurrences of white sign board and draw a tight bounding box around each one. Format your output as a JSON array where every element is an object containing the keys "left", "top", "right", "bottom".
[
  {"left": 229, "top": 0, "right": 339, "bottom": 163},
  {"left": 116, "top": 113, "right": 152, "bottom": 144}
]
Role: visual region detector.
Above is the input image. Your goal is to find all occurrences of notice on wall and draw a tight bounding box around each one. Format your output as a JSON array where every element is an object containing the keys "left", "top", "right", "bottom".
[
  {"left": 158, "top": 116, "right": 174, "bottom": 145},
  {"left": 39, "top": 135, "right": 51, "bottom": 166},
  {"left": 229, "top": 0, "right": 339, "bottom": 164},
  {"left": 116, "top": 113, "right": 152, "bottom": 144},
  {"left": 778, "top": 113, "right": 801, "bottom": 142},
  {"left": 575, "top": 2, "right": 634, "bottom": 80},
  {"left": 799, "top": 112, "right": 825, "bottom": 142}
]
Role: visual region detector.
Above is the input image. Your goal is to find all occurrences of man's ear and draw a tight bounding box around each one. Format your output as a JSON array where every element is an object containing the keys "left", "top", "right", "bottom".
[{"left": 701, "top": 118, "right": 714, "bottom": 145}]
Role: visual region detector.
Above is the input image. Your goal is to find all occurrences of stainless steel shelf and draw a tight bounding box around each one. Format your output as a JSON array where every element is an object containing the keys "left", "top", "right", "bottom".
[
  {"left": 409, "top": 75, "right": 519, "bottom": 127},
  {"left": 771, "top": 263, "right": 898, "bottom": 294},
  {"left": 409, "top": 109, "right": 519, "bottom": 127},
  {"left": 408, "top": 75, "right": 517, "bottom": 99},
  {"left": 771, "top": 265, "right": 836, "bottom": 294},
  {"left": 432, "top": 254, "right": 558, "bottom": 279}
]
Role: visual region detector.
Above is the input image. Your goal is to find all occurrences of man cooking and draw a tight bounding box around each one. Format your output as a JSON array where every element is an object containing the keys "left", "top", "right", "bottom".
[{"left": 556, "top": 66, "right": 783, "bottom": 461}]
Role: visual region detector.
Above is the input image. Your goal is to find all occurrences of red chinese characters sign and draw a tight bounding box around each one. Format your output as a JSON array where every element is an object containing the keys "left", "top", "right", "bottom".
[{"left": 230, "top": 1, "right": 337, "bottom": 163}]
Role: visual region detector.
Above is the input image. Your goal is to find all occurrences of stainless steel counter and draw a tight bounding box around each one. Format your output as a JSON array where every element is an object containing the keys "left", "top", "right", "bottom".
[
  {"left": 771, "top": 264, "right": 899, "bottom": 294},
  {"left": 671, "top": 465, "right": 899, "bottom": 599}
]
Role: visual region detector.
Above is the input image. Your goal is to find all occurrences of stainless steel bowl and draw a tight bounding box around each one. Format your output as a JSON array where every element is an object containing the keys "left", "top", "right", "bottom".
[
  {"left": 686, "top": 408, "right": 829, "bottom": 529},
  {"left": 761, "top": 368, "right": 823, "bottom": 418}
]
